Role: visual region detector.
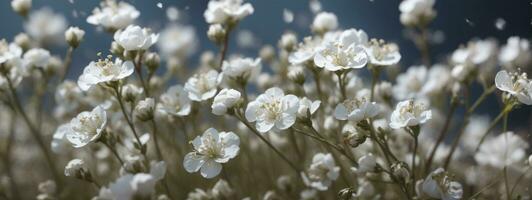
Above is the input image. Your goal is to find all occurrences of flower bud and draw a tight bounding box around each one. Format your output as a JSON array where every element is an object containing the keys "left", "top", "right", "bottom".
[
  {"left": 123, "top": 154, "right": 147, "bottom": 174},
  {"left": 110, "top": 41, "right": 124, "bottom": 57},
  {"left": 200, "top": 51, "right": 216, "bottom": 68},
  {"left": 64, "top": 159, "right": 92, "bottom": 181},
  {"left": 279, "top": 32, "right": 297, "bottom": 52},
  {"left": 135, "top": 98, "right": 155, "bottom": 121},
  {"left": 259, "top": 45, "right": 275, "bottom": 62},
  {"left": 287, "top": 65, "right": 305, "bottom": 85},
  {"left": 144, "top": 52, "right": 160, "bottom": 73},
  {"left": 121, "top": 84, "right": 143, "bottom": 103},
  {"left": 312, "top": 12, "right": 338, "bottom": 35},
  {"left": 391, "top": 162, "right": 410, "bottom": 181},
  {"left": 14, "top": 33, "right": 31, "bottom": 51},
  {"left": 207, "top": 24, "right": 226, "bottom": 45},
  {"left": 11, "top": 0, "right": 31, "bottom": 17},
  {"left": 65, "top": 26, "right": 85, "bottom": 48}
]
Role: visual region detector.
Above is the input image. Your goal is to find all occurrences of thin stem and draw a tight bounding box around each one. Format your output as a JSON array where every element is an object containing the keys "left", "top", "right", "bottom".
[
  {"left": 2, "top": 109, "right": 21, "bottom": 200},
  {"left": 425, "top": 100, "right": 458, "bottom": 174},
  {"left": 60, "top": 47, "right": 74, "bottom": 81},
  {"left": 150, "top": 119, "right": 163, "bottom": 160},
  {"left": 474, "top": 104, "right": 513, "bottom": 152},
  {"left": 336, "top": 72, "right": 347, "bottom": 101},
  {"left": 370, "top": 67, "right": 380, "bottom": 102},
  {"left": 312, "top": 69, "right": 325, "bottom": 102},
  {"left": 504, "top": 167, "right": 511, "bottom": 200},
  {"left": 411, "top": 134, "right": 418, "bottom": 194},
  {"left": 134, "top": 52, "right": 150, "bottom": 97},
  {"left": 102, "top": 142, "right": 124, "bottom": 165},
  {"left": 113, "top": 85, "right": 143, "bottom": 150},
  {"left": 217, "top": 24, "right": 234, "bottom": 69}
]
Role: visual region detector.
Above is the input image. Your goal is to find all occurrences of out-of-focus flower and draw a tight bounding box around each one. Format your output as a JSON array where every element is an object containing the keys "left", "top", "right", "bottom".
[
  {"left": 11, "top": 0, "right": 31, "bottom": 17},
  {"left": 279, "top": 32, "right": 297, "bottom": 51},
  {"left": 64, "top": 158, "right": 87, "bottom": 177},
  {"left": 302, "top": 153, "right": 340, "bottom": 191},
  {"left": 417, "top": 168, "right": 463, "bottom": 200},
  {"left": 245, "top": 87, "right": 299, "bottom": 133},
  {"left": 87, "top": 0, "right": 140, "bottom": 31},
  {"left": 121, "top": 83, "right": 143, "bottom": 102},
  {"left": 393, "top": 65, "right": 451, "bottom": 100},
  {"left": 334, "top": 97, "right": 380, "bottom": 123},
  {"left": 158, "top": 85, "right": 191, "bottom": 116},
  {"left": 184, "top": 128, "right": 240, "bottom": 178},
  {"left": 157, "top": 24, "right": 197, "bottom": 58},
  {"left": 399, "top": 0, "right": 436, "bottom": 26},
  {"left": 451, "top": 39, "right": 498, "bottom": 82},
  {"left": 0, "top": 40, "right": 23, "bottom": 87},
  {"left": 495, "top": 70, "right": 532, "bottom": 105},
  {"left": 113, "top": 25, "right": 159, "bottom": 51},
  {"left": 66, "top": 106, "right": 107, "bottom": 148},
  {"left": 24, "top": 8, "right": 67, "bottom": 45},
  {"left": 221, "top": 57, "right": 261, "bottom": 82},
  {"left": 475, "top": 131, "right": 529, "bottom": 169},
  {"left": 297, "top": 97, "right": 321, "bottom": 118},
  {"left": 314, "top": 29, "right": 369, "bottom": 71},
  {"left": 23, "top": 48, "right": 51, "bottom": 70},
  {"left": 54, "top": 81, "right": 83, "bottom": 117},
  {"left": 51, "top": 123, "right": 72, "bottom": 154},
  {"left": 354, "top": 153, "right": 377, "bottom": 173},
  {"left": 389, "top": 99, "right": 431, "bottom": 129},
  {"left": 365, "top": 39, "right": 401, "bottom": 66},
  {"left": 65, "top": 26, "right": 85, "bottom": 48},
  {"left": 109, "top": 173, "right": 157, "bottom": 200},
  {"left": 184, "top": 70, "right": 222, "bottom": 102},
  {"left": 204, "top": 0, "right": 254, "bottom": 24},
  {"left": 311, "top": 12, "right": 338, "bottom": 34},
  {"left": 355, "top": 179, "right": 375, "bottom": 198},
  {"left": 499, "top": 36, "right": 531, "bottom": 68},
  {"left": 212, "top": 88, "right": 241, "bottom": 115},
  {"left": 289, "top": 36, "right": 322, "bottom": 65},
  {"left": 135, "top": 98, "right": 155, "bottom": 121},
  {"left": 77, "top": 56, "right": 134, "bottom": 91}
]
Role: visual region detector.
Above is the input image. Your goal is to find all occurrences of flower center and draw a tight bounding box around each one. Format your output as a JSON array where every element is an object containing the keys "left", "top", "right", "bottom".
[{"left": 261, "top": 100, "right": 282, "bottom": 121}]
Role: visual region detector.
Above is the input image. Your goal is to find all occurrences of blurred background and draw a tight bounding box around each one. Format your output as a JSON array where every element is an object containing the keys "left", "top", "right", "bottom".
[{"left": 0, "top": 0, "right": 530, "bottom": 127}]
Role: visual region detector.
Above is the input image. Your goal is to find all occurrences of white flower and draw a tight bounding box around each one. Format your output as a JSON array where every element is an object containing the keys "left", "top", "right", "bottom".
[
  {"left": 24, "top": 8, "right": 67, "bottom": 44},
  {"left": 77, "top": 56, "right": 134, "bottom": 91},
  {"left": 23, "top": 48, "right": 51, "bottom": 69},
  {"left": 475, "top": 132, "right": 529, "bottom": 169},
  {"left": 495, "top": 70, "right": 532, "bottom": 105},
  {"left": 314, "top": 29, "right": 369, "bottom": 71},
  {"left": 54, "top": 81, "right": 84, "bottom": 116},
  {"left": 355, "top": 153, "right": 377, "bottom": 173},
  {"left": 0, "top": 40, "right": 22, "bottom": 65},
  {"left": 207, "top": 24, "right": 226, "bottom": 44},
  {"left": 334, "top": 97, "right": 380, "bottom": 123},
  {"left": 393, "top": 65, "right": 451, "bottom": 100},
  {"left": 312, "top": 12, "right": 338, "bottom": 33},
  {"left": 499, "top": 36, "right": 530, "bottom": 68},
  {"left": 65, "top": 26, "right": 85, "bottom": 47},
  {"left": 109, "top": 173, "right": 157, "bottom": 200},
  {"left": 221, "top": 57, "right": 261, "bottom": 81},
  {"left": 289, "top": 36, "right": 322, "bottom": 65},
  {"left": 51, "top": 123, "right": 72, "bottom": 154},
  {"left": 158, "top": 85, "right": 192, "bottom": 116},
  {"left": 10, "top": 0, "right": 31, "bottom": 16},
  {"left": 157, "top": 24, "right": 197, "bottom": 58},
  {"left": 212, "top": 88, "right": 241, "bottom": 115},
  {"left": 245, "top": 87, "right": 299, "bottom": 133},
  {"left": 417, "top": 168, "right": 463, "bottom": 200},
  {"left": 450, "top": 39, "right": 498, "bottom": 81},
  {"left": 204, "top": 0, "right": 254, "bottom": 24},
  {"left": 389, "top": 99, "right": 432, "bottom": 129},
  {"left": 0, "top": 41, "right": 23, "bottom": 88},
  {"left": 301, "top": 153, "right": 340, "bottom": 191},
  {"left": 184, "top": 128, "right": 240, "bottom": 179},
  {"left": 135, "top": 98, "right": 155, "bottom": 121},
  {"left": 184, "top": 70, "right": 222, "bottom": 101},
  {"left": 87, "top": 0, "right": 140, "bottom": 30},
  {"left": 297, "top": 97, "right": 321, "bottom": 118},
  {"left": 113, "top": 25, "right": 159, "bottom": 51},
  {"left": 365, "top": 39, "right": 401, "bottom": 66},
  {"left": 399, "top": 0, "right": 436, "bottom": 26},
  {"left": 64, "top": 158, "right": 86, "bottom": 177},
  {"left": 66, "top": 106, "right": 107, "bottom": 148}
]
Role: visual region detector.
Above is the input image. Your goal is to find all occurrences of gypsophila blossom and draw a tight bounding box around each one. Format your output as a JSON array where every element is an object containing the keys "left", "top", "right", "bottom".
[
  {"left": 245, "top": 87, "right": 299, "bottom": 133},
  {"left": 24, "top": 8, "right": 67, "bottom": 45},
  {"left": 365, "top": 39, "right": 401, "bottom": 66},
  {"left": 311, "top": 12, "right": 338, "bottom": 34},
  {"left": 495, "top": 70, "right": 532, "bottom": 105},
  {"left": 158, "top": 85, "right": 192, "bottom": 116},
  {"left": 334, "top": 97, "right": 380, "bottom": 123},
  {"left": 23, "top": 48, "right": 51, "bottom": 69},
  {"left": 113, "top": 25, "right": 159, "bottom": 51},
  {"left": 399, "top": 0, "right": 436, "bottom": 26},
  {"left": 314, "top": 29, "right": 369, "bottom": 71},
  {"left": 87, "top": 0, "right": 140, "bottom": 30},
  {"left": 417, "top": 168, "right": 463, "bottom": 200},
  {"left": 222, "top": 57, "right": 261, "bottom": 81},
  {"left": 302, "top": 153, "right": 340, "bottom": 191},
  {"left": 204, "top": 0, "right": 254, "bottom": 24},
  {"left": 499, "top": 36, "right": 531, "bottom": 68},
  {"left": 157, "top": 24, "right": 197, "bottom": 58},
  {"left": 135, "top": 98, "right": 155, "bottom": 121},
  {"left": 389, "top": 99, "right": 431, "bottom": 129},
  {"left": 66, "top": 106, "right": 107, "bottom": 148},
  {"left": 51, "top": 123, "right": 72, "bottom": 154},
  {"left": 475, "top": 131, "right": 529, "bottom": 169},
  {"left": 297, "top": 97, "right": 321, "bottom": 118},
  {"left": 184, "top": 128, "right": 240, "bottom": 178},
  {"left": 77, "top": 56, "right": 134, "bottom": 91},
  {"left": 185, "top": 70, "right": 222, "bottom": 101},
  {"left": 65, "top": 26, "right": 85, "bottom": 48},
  {"left": 354, "top": 153, "right": 377, "bottom": 173},
  {"left": 11, "top": 0, "right": 31, "bottom": 16},
  {"left": 212, "top": 88, "right": 241, "bottom": 115}
]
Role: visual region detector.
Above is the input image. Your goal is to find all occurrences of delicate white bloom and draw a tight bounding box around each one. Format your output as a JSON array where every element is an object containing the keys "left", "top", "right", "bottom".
[
  {"left": 66, "top": 106, "right": 107, "bottom": 148},
  {"left": 184, "top": 128, "right": 240, "bottom": 179},
  {"left": 312, "top": 12, "right": 338, "bottom": 33},
  {"left": 399, "top": 0, "right": 436, "bottom": 26},
  {"left": 302, "top": 153, "right": 340, "bottom": 191},
  {"left": 113, "top": 25, "right": 159, "bottom": 51},
  {"left": 87, "top": 0, "right": 140, "bottom": 30},
  {"left": 11, "top": 0, "right": 31, "bottom": 16},
  {"left": 499, "top": 36, "right": 531, "bottom": 68},
  {"left": 109, "top": 173, "right": 157, "bottom": 200},
  {"left": 158, "top": 85, "right": 192, "bottom": 116},
  {"left": 495, "top": 70, "right": 532, "bottom": 105},
  {"left": 451, "top": 39, "right": 498, "bottom": 81},
  {"left": 365, "top": 39, "right": 401, "bottom": 66},
  {"left": 77, "top": 56, "right": 134, "bottom": 91},
  {"left": 417, "top": 168, "right": 463, "bottom": 200},
  {"left": 23, "top": 48, "right": 51, "bottom": 69},
  {"left": 297, "top": 97, "right": 321, "bottom": 117},
  {"left": 51, "top": 123, "right": 72, "bottom": 154},
  {"left": 245, "top": 87, "right": 299, "bottom": 133},
  {"left": 24, "top": 8, "right": 67, "bottom": 44},
  {"left": 221, "top": 57, "right": 262, "bottom": 81},
  {"left": 334, "top": 97, "right": 380, "bottom": 123},
  {"left": 207, "top": 24, "right": 226, "bottom": 44},
  {"left": 279, "top": 32, "right": 297, "bottom": 51},
  {"left": 157, "top": 24, "right": 197, "bottom": 58},
  {"left": 64, "top": 159, "right": 85, "bottom": 177},
  {"left": 393, "top": 65, "right": 451, "bottom": 100},
  {"left": 314, "top": 29, "right": 369, "bottom": 71},
  {"left": 0, "top": 40, "right": 22, "bottom": 65},
  {"left": 289, "top": 36, "right": 322, "bottom": 65},
  {"left": 184, "top": 70, "right": 222, "bottom": 101},
  {"left": 389, "top": 99, "right": 431, "bottom": 129},
  {"left": 212, "top": 88, "right": 241, "bottom": 115},
  {"left": 204, "top": 0, "right": 254, "bottom": 24},
  {"left": 475, "top": 131, "right": 529, "bottom": 169},
  {"left": 0, "top": 41, "right": 23, "bottom": 88},
  {"left": 65, "top": 26, "right": 85, "bottom": 47},
  {"left": 355, "top": 179, "right": 376, "bottom": 198},
  {"left": 121, "top": 83, "right": 143, "bottom": 102},
  {"left": 460, "top": 115, "right": 489, "bottom": 153},
  {"left": 135, "top": 98, "right": 155, "bottom": 121},
  {"left": 355, "top": 153, "right": 377, "bottom": 173}
]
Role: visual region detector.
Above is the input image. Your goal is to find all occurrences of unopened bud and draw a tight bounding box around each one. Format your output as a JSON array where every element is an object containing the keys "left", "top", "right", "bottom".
[
  {"left": 207, "top": 24, "right": 226, "bottom": 45},
  {"left": 144, "top": 52, "right": 160, "bottom": 73},
  {"left": 110, "top": 41, "right": 124, "bottom": 57},
  {"left": 11, "top": 0, "right": 31, "bottom": 17},
  {"left": 65, "top": 26, "right": 85, "bottom": 48},
  {"left": 135, "top": 98, "right": 155, "bottom": 121},
  {"left": 14, "top": 33, "right": 31, "bottom": 51}
]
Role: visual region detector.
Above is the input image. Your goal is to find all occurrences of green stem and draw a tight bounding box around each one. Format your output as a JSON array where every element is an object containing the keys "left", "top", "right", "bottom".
[
  {"left": 60, "top": 47, "right": 74, "bottom": 81},
  {"left": 113, "top": 85, "right": 143, "bottom": 151}
]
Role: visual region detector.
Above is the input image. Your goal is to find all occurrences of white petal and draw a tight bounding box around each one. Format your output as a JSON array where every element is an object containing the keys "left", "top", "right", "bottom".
[{"left": 200, "top": 160, "right": 222, "bottom": 179}]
